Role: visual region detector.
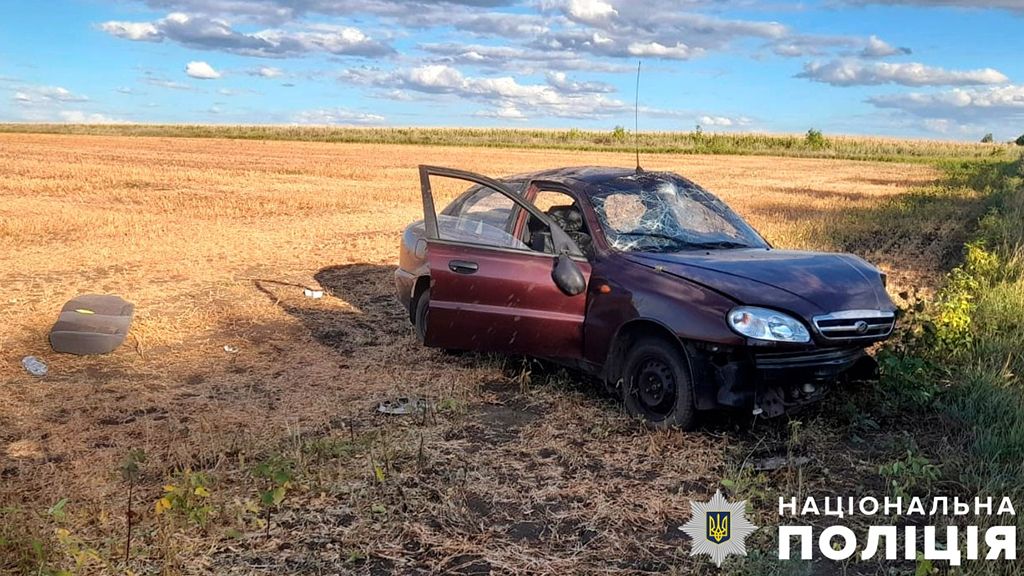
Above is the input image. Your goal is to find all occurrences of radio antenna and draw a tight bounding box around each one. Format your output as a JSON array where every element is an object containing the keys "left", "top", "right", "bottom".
[{"left": 634, "top": 60, "right": 642, "bottom": 173}]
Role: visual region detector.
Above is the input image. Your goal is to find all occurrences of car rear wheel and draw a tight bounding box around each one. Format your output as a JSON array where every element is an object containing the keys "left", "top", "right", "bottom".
[
  {"left": 413, "top": 287, "right": 430, "bottom": 344},
  {"left": 621, "top": 338, "right": 696, "bottom": 430}
]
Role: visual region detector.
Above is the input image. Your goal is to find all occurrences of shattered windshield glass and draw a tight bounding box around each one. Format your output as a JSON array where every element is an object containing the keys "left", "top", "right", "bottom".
[{"left": 590, "top": 172, "right": 768, "bottom": 252}]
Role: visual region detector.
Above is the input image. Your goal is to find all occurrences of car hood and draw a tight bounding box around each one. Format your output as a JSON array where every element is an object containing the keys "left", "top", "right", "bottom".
[{"left": 624, "top": 248, "right": 894, "bottom": 317}]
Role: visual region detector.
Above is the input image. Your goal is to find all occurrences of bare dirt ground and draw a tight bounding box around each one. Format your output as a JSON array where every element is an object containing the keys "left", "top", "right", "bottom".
[{"left": 0, "top": 134, "right": 967, "bottom": 574}]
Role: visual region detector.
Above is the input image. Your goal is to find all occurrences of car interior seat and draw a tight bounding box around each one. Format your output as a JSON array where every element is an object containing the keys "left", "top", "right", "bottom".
[{"left": 530, "top": 205, "right": 592, "bottom": 257}]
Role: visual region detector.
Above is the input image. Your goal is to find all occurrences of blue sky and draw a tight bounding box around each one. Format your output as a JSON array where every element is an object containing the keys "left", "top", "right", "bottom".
[{"left": 1, "top": 0, "right": 1022, "bottom": 140}]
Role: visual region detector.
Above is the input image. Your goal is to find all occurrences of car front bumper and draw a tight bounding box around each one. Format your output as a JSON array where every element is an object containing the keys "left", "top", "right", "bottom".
[{"left": 688, "top": 342, "right": 873, "bottom": 418}]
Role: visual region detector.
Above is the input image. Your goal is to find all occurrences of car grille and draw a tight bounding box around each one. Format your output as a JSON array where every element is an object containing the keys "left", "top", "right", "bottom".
[
  {"left": 812, "top": 310, "right": 895, "bottom": 341},
  {"left": 754, "top": 347, "right": 864, "bottom": 370}
]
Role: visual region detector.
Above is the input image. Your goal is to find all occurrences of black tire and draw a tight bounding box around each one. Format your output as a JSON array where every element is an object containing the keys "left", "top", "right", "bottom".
[
  {"left": 621, "top": 337, "right": 696, "bottom": 430},
  {"left": 413, "top": 287, "right": 430, "bottom": 344}
]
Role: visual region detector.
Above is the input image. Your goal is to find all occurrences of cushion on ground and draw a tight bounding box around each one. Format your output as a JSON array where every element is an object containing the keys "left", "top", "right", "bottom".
[{"left": 49, "top": 294, "right": 135, "bottom": 355}]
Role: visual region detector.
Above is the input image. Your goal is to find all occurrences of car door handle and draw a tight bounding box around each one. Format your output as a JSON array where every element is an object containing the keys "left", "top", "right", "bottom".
[{"left": 448, "top": 260, "right": 479, "bottom": 274}]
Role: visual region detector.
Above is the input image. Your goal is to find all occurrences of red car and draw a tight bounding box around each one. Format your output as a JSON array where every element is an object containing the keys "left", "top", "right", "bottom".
[{"left": 395, "top": 165, "right": 895, "bottom": 429}]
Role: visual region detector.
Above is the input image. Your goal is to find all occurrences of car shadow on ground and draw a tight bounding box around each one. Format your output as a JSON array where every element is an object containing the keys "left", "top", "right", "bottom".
[
  {"left": 257, "top": 263, "right": 779, "bottom": 435},
  {"left": 253, "top": 263, "right": 638, "bottom": 419},
  {"left": 252, "top": 263, "right": 410, "bottom": 355}
]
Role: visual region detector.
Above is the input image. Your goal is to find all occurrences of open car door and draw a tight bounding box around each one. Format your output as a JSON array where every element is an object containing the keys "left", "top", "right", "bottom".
[{"left": 418, "top": 165, "right": 591, "bottom": 358}]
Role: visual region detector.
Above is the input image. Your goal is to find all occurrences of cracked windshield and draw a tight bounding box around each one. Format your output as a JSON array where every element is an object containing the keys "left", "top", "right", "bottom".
[{"left": 592, "top": 173, "right": 768, "bottom": 253}]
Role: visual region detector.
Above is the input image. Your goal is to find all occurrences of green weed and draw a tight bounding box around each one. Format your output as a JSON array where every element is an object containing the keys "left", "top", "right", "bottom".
[
  {"left": 879, "top": 450, "right": 940, "bottom": 500},
  {"left": 252, "top": 456, "right": 295, "bottom": 537},
  {"left": 154, "top": 469, "right": 214, "bottom": 528}
]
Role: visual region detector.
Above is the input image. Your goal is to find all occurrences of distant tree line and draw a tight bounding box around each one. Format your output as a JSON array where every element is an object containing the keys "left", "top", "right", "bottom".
[{"left": 981, "top": 132, "right": 1024, "bottom": 145}]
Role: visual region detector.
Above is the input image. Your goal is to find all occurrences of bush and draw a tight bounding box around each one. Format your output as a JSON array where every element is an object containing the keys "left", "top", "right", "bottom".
[
  {"left": 804, "top": 128, "right": 826, "bottom": 149},
  {"left": 611, "top": 125, "right": 627, "bottom": 141},
  {"left": 981, "top": 133, "right": 994, "bottom": 143},
  {"left": 1015, "top": 133, "right": 1024, "bottom": 146}
]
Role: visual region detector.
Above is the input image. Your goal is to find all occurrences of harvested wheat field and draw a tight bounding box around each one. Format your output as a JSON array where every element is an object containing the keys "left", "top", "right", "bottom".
[{"left": 0, "top": 134, "right": 981, "bottom": 574}]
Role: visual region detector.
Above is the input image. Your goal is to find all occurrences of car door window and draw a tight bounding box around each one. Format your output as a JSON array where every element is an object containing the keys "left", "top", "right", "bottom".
[
  {"left": 523, "top": 190, "right": 593, "bottom": 257},
  {"left": 437, "top": 184, "right": 528, "bottom": 250}
]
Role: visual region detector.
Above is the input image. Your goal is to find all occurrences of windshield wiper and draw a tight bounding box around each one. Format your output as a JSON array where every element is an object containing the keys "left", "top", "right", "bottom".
[
  {"left": 614, "top": 233, "right": 752, "bottom": 252},
  {"left": 684, "top": 240, "right": 753, "bottom": 250},
  {"left": 615, "top": 231, "right": 688, "bottom": 244}
]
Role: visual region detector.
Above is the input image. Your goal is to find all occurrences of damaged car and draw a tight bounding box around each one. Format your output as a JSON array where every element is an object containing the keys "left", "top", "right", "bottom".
[{"left": 395, "top": 165, "right": 895, "bottom": 429}]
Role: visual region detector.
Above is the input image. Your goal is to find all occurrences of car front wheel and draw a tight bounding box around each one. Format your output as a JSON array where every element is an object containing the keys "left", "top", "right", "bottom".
[{"left": 621, "top": 337, "right": 696, "bottom": 430}]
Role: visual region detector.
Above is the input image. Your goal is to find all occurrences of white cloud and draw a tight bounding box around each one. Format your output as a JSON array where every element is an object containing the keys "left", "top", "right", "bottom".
[
  {"left": 100, "top": 0, "right": 896, "bottom": 79},
  {"left": 766, "top": 32, "right": 909, "bottom": 60},
  {"left": 922, "top": 118, "right": 956, "bottom": 133},
  {"left": 292, "top": 108, "right": 385, "bottom": 125},
  {"left": 420, "top": 42, "right": 632, "bottom": 73},
  {"left": 11, "top": 85, "right": 88, "bottom": 104},
  {"left": 185, "top": 61, "right": 221, "bottom": 79},
  {"left": 58, "top": 111, "right": 124, "bottom": 124},
  {"left": 797, "top": 59, "right": 1008, "bottom": 86},
  {"left": 869, "top": 84, "right": 1024, "bottom": 140},
  {"left": 868, "top": 84, "right": 1024, "bottom": 118},
  {"left": 626, "top": 41, "right": 699, "bottom": 59},
  {"left": 475, "top": 103, "right": 527, "bottom": 120},
  {"left": 565, "top": 0, "right": 618, "bottom": 23},
  {"left": 544, "top": 72, "right": 615, "bottom": 94},
  {"left": 99, "top": 20, "right": 162, "bottom": 41},
  {"left": 99, "top": 12, "right": 392, "bottom": 58},
  {"left": 405, "top": 64, "right": 467, "bottom": 93},
  {"left": 543, "top": 5, "right": 787, "bottom": 61},
  {"left": 4, "top": 84, "right": 125, "bottom": 123},
  {"left": 139, "top": 0, "right": 528, "bottom": 24},
  {"left": 860, "top": 35, "right": 911, "bottom": 58},
  {"left": 71, "top": 0, "right": 1023, "bottom": 131},
  {"left": 343, "top": 64, "right": 627, "bottom": 119},
  {"left": 767, "top": 33, "right": 863, "bottom": 58},
  {"left": 696, "top": 114, "right": 753, "bottom": 127},
  {"left": 846, "top": 0, "right": 1024, "bottom": 12},
  {"left": 217, "top": 87, "right": 255, "bottom": 96},
  {"left": 699, "top": 115, "right": 731, "bottom": 126},
  {"left": 145, "top": 77, "right": 194, "bottom": 90}
]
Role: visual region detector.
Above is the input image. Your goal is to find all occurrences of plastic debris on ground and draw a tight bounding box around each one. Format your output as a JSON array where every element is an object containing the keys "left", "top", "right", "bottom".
[
  {"left": 303, "top": 289, "right": 324, "bottom": 299},
  {"left": 22, "top": 356, "right": 48, "bottom": 377},
  {"left": 377, "top": 396, "right": 428, "bottom": 415},
  {"left": 224, "top": 345, "right": 240, "bottom": 354}
]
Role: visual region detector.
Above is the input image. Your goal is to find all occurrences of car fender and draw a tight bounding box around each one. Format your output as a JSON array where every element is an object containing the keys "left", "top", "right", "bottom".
[{"left": 584, "top": 254, "right": 744, "bottom": 369}]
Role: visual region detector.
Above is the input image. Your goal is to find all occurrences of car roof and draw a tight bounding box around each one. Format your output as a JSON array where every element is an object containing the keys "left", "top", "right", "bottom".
[{"left": 502, "top": 166, "right": 642, "bottom": 187}]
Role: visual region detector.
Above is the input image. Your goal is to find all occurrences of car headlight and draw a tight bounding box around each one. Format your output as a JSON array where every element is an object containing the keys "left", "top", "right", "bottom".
[{"left": 728, "top": 306, "right": 811, "bottom": 343}]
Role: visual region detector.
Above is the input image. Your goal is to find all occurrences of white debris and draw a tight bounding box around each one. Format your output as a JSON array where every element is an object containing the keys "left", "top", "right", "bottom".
[{"left": 22, "top": 356, "right": 48, "bottom": 377}]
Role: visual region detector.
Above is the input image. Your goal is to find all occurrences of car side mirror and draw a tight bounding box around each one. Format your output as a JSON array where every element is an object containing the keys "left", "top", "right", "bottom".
[{"left": 552, "top": 253, "right": 586, "bottom": 296}]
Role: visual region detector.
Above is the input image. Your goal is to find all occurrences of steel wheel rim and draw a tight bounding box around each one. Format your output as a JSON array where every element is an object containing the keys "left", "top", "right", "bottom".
[{"left": 631, "top": 357, "right": 676, "bottom": 420}]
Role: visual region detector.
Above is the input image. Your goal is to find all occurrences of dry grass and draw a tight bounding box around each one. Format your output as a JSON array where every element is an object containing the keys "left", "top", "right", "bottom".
[{"left": 0, "top": 133, "right": 976, "bottom": 574}]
